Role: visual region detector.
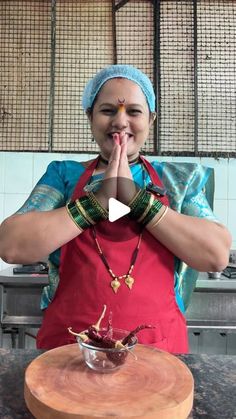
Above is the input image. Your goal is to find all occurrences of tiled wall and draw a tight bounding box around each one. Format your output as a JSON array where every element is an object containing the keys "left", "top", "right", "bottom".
[{"left": 0, "top": 152, "right": 235, "bottom": 270}]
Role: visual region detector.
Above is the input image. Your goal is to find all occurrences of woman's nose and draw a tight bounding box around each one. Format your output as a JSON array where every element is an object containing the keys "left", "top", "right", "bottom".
[{"left": 111, "top": 110, "right": 128, "bottom": 129}]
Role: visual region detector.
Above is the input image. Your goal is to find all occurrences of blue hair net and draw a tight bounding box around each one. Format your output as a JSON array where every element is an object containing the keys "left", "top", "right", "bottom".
[{"left": 82, "top": 64, "right": 156, "bottom": 112}]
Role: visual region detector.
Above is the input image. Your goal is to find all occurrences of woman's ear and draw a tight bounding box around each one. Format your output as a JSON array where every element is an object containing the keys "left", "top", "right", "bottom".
[
  {"left": 149, "top": 112, "right": 157, "bottom": 126},
  {"left": 86, "top": 109, "right": 93, "bottom": 123}
]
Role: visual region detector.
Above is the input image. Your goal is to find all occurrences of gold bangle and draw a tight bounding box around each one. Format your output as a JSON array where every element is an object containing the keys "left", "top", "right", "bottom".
[
  {"left": 148, "top": 206, "right": 168, "bottom": 228},
  {"left": 75, "top": 199, "right": 96, "bottom": 226},
  {"left": 137, "top": 194, "right": 154, "bottom": 223}
]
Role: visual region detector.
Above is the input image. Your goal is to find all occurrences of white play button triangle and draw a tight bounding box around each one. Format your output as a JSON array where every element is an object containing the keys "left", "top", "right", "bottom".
[{"left": 108, "top": 198, "right": 130, "bottom": 222}]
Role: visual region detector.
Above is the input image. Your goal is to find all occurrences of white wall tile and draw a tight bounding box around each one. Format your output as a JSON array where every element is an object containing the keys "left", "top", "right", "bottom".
[
  {"left": 172, "top": 156, "right": 201, "bottom": 164},
  {"left": 5, "top": 153, "right": 33, "bottom": 193},
  {"left": 4, "top": 193, "right": 30, "bottom": 218},
  {"left": 0, "top": 191, "right": 5, "bottom": 272},
  {"left": 213, "top": 199, "right": 228, "bottom": 226},
  {"left": 0, "top": 153, "right": 5, "bottom": 193},
  {"left": 0, "top": 190, "right": 17, "bottom": 272},
  {"left": 33, "top": 153, "right": 62, "bottom": 185},
  {"left": 33, "top": 153, "right": 98, "bottom": 185},
  {"left": 201, "top": 158, "right": 228, "bottom": 200},
  {"left": 228, "top": 200, "right": 236, "bottom": 243},
  {"left": 61, "top": 153, "right": 96, "bottom": 162},
  {"left": 0, "top": 193, "right": 4, "bottom": 223},
  {"left": 231, "top": 241, "right": 236, "bottom": 250},
  {"left": 147, "top": 155, "right": 173, "bottom": 162},
  {"left": 228, "top": 159, "right": 236, "bottom": 200}
]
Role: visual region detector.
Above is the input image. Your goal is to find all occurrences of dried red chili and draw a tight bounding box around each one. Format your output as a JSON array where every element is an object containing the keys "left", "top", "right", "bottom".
[
  {"left": 68, "top": 305, "right": 155, "bottom": 366},
  {"left": 121, "top": 324, "right": 154, "bottom": 346}
]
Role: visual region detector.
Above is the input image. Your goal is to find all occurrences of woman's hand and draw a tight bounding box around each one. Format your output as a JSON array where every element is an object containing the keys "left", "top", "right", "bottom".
[
  {"left": 117, "top": 131, "right": 138, "bottom": 205},
  {"left": 95, "top": 131, "right": 137, "bottom": 207},
  {"left": 95, "top": 140, "right": 121, "bottom": 209}
]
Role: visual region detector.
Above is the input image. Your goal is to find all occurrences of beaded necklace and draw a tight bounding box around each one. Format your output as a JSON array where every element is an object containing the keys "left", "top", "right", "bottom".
[{"left": 92, "top": 226, "right": 142, "bottom": 293}]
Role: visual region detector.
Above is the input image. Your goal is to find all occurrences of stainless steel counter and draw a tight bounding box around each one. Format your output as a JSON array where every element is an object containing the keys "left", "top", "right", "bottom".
[
  {"left": 187, "top": 272, "right": 236, "bottom": 355},
  {"left": 1, "top": 267, "right": 235, "bottom": 354},
  {"left": 0, "top": 266, "right": 49, "bottom": 348},
  {"left": 196, "top": 271, "right": 236, "bottom": 291}
]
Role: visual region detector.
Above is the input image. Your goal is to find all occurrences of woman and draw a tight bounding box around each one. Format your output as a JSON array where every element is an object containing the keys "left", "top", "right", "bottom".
[{"left": 0, "top": 65, "right": 231, "bottom": 352}]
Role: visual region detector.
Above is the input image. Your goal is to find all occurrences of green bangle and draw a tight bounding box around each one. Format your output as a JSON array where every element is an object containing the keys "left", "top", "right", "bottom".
[
  {"left": 129, "top": 189, "right": 151, "bottom": 220},
  {"left": 142, "top": 199, "right": 163, "bottom": 226},
  {"left": 67, "top": 193, "right": 108, "bottom": 231},
  {"left": 66, "top": 201, "right": 90, "bottom": 230},
  {"left": 87, "top": 192, "right": 108, "bottom": 219},
  {"left": 80, "top": 195, "right": 108, "bottom": 222},
  {"left": 75, "top": 199, "right": 96, "bottom": 225},
  {"left": 128, "top": 188, "right": 164, "bottom": 226}
]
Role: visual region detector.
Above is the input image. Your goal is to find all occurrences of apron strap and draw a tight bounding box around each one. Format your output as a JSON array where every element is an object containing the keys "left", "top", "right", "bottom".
[{"left": 71, "top": 156, "right": 100, "bottom": 201}]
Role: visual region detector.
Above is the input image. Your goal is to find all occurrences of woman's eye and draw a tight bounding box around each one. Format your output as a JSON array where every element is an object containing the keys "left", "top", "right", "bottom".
[
  {"left": 128, "top": 109, "right": 142, "bottom": 115},
  {"left": 100, "top": 109, "right": 115, "bottom": 115}
]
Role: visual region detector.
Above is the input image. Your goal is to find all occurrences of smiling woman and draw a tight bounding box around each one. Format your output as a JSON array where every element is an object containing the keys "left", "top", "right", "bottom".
[
  {"left": 0, "top": 64, "right": 232, "bottom": 353},
  {"left": 87, "top": 77, "right": 155, "bottom": 161}
]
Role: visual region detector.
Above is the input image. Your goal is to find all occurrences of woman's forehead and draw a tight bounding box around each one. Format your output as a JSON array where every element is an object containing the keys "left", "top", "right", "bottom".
[{"left": 96, "top": 78, "right": 147, "bottom": 105}]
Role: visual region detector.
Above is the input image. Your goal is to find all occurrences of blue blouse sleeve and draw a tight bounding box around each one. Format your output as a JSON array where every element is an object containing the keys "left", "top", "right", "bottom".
[
  {"left": 16, "top": 160, "right": 85, "bottom": 214},
  {"left": 14, "top": 160, "right": 86, "bottom": 310}
]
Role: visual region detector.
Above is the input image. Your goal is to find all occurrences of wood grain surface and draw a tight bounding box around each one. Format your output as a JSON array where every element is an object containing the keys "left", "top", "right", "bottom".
[{"left": 24, "top": 343, "right": 194, "bottom": 419}]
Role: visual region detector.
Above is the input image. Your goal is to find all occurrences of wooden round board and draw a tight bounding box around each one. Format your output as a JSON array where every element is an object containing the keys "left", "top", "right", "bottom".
[{"left": 24, "top": 343, "right": 194, "bottom": 419}]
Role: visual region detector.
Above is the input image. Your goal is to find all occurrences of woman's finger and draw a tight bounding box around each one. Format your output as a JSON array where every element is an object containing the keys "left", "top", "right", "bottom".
[
  {"left": 104, "top": 142, "right": 121, "bottom": 179},
  {"left": 117, "top": 132, "right": 137, "bottom": 204},
  {"left": 118, "top": 132, "right": 130, "bottom": 177},
  {"left": 94, "top": 142, "right": 120, "bottom": 207}
]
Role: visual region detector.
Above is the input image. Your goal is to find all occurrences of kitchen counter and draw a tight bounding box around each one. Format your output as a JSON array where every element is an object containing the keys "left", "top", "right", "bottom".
[
  {"left": 0, "top": 267, "right": 49, "bottom": 348},
  {"left": 196, "top": 272, "right": 236, "bottom": 291},
  {"left": 0, "top": 349, "right": 235, "bottom": 418},
  {"left": 0, "top": 266, "right": 49, "bottom": 285},
  {"left": 1, "top": 267, "right": 235, "bottom": 290}
]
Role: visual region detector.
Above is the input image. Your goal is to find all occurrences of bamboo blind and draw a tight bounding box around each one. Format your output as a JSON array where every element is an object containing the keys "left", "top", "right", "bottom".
[
  {"left": 197, "top": 0, "right": 236, "bottom": 153},
  {"left": 0, "top": 0, "right": 235, "bottom": 156},
  {"left": 160, "top": 1, "right": 195, "bottom": 153},
  {"left": 0, "top": 0, "right": 51, "bottom": 151}
]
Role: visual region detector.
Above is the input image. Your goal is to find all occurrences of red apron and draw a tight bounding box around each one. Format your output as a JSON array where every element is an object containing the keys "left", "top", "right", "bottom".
[{"left": 37, "top": 157, "right": 188, "bottom": 353}]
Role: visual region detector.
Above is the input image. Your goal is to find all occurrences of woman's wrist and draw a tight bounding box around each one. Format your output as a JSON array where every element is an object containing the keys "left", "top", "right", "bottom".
[
  {"left": 146, "top": 205, "right": 169, "bottom": 229},
  {"left": 128, "top": 188, "right": 166, "bottom": 226},
  {"left": 66, "top": 194, "right": 108, "bottom": 231}
]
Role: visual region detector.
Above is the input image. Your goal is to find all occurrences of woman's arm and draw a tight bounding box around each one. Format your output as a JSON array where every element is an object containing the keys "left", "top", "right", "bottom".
[
  {"left": 0, "top": 207, "right": 82, "bottom": 264},
  {"left": 146, "top": 209, "right": 231, "bottom": 272},
  {"left": 117, "top": 140, "right": 231, "bottom": 272},
  {"left": 0, "top": 147, "right": 121, "bottom": 265}
]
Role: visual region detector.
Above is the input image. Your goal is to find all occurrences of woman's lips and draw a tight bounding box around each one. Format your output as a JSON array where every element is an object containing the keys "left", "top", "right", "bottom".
[
  {"left": 112, "top": 133, "right": 120, "bottom": 144},
  {"left": 108, "top": 132, "right": 133, "bottom": 142}
]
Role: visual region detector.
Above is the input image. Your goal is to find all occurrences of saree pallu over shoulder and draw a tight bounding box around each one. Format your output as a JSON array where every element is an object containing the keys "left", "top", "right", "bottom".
[
  {"left": 153, "top": 162, "right": 214, "bottom": 212},
  {"left": 156, "top": 161, "right": 216, "bottom": 310}
]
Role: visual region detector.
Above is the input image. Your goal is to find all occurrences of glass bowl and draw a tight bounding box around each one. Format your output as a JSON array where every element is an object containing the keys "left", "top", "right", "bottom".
[{"left": 77, "top": 328, "right": 137, "bottom": 373}]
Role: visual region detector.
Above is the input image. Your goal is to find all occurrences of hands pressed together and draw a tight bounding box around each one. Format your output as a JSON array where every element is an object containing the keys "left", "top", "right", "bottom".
[{"left": 95, "top": 131, "right": 138, "bottom": 208}]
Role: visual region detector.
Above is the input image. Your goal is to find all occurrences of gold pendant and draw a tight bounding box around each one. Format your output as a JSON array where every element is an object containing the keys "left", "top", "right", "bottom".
[
  {"left": 111, "top": 278, "right": 121, "bottom": 293},
  {"left": 125, "top": 275, "right": 135, "bottom": 290}
]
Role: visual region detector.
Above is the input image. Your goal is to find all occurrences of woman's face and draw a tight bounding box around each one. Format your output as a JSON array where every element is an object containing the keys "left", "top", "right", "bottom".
[{"left": 87, "top": 78, "right": 155, "bottom": 160}]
